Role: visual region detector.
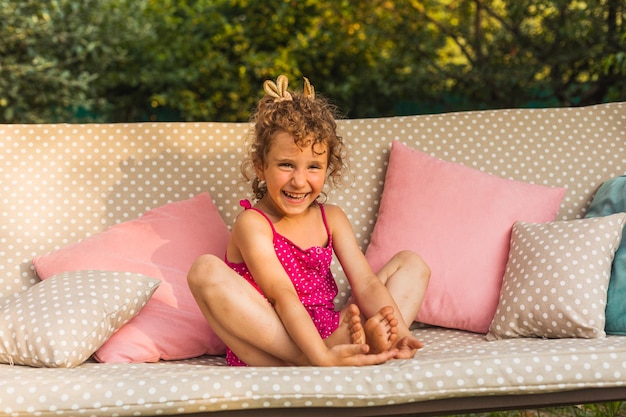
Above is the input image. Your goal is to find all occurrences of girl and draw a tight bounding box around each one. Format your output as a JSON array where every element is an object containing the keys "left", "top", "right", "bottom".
[{"left": 188, "top": 75, "right": 430, "bottom": 366}]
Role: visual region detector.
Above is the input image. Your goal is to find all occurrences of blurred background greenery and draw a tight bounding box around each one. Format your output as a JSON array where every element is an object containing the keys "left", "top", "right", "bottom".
[{"left": 1, "top": 0, "right": 624, "bottom": 123}]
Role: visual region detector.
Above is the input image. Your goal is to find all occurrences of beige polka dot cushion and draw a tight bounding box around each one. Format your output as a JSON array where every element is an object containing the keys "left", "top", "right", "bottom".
[
  {"left": 487, "top": 213, "right": 626, "bottom": 340},
  {"left": 0, "top": 270, "right": 159, "bottom": 368},
  {"left": 2, "top": 328, "right": 626, "bottom": 415},
  {"left": 0, "top": 102, "right": 625, "bottom": 415}
]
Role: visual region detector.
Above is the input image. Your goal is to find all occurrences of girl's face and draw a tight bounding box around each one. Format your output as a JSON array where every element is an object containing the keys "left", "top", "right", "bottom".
[{"left": 256, "top": 131, "right": 328, "bottom": 217}]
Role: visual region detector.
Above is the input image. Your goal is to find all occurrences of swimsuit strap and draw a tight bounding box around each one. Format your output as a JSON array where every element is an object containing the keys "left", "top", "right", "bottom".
[
  {"left": 239, "top": 199, "right": 277, "bottom": 234},
  {"left": 318, "top": 203, "right": 332, "bottom": 241}
]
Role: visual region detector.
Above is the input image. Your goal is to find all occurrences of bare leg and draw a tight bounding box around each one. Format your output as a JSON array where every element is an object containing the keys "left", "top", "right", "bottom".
[
  {"left": 187, "top": 254, "right": 308, "bottom": 366},
  {"left": 375, "top": 250, "right": 430, "bottom": 331},
  {"left": 188, "top": 255, "right": 399, "bottom": 366},
  {"left": 346, "top": 250, "right": 429, "bottom": 332},
  {"left": 374, "top": 250, "right": 430, "bottom": 358},
  {"left": 343, "top": 250, "right": 429, "bottom": 358}
]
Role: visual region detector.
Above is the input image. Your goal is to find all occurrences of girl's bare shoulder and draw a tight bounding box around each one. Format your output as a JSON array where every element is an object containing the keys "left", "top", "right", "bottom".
[
  {"left": 231, "top": 208, "right": 273, "bottom": 240},
  {"left": 320, "top": 202, "right": 345, "bottom": 215},
  {"left": 321, "top": 203, "right": 350, "bottom": 228}
]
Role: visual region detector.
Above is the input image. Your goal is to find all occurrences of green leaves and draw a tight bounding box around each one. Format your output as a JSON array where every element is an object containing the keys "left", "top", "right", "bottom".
[
  {"left": 0, "top": 0, "right": 150, "bottom": 122},
  {"left": 1, "top": 0, "right": 623, "bottom": 123}
]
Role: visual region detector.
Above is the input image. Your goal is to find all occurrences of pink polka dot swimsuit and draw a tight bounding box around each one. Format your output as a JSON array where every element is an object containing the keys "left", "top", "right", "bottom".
[{"left": 224, "top": 200, "right": 340, "bottom": 366}]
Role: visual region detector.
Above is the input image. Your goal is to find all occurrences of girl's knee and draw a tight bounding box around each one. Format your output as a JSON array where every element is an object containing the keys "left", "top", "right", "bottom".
[
  {"left": 395, "top": 250, "right": 431, "bottom": 283},
  {"left": 187, "top": 253, "right": 224, "bottom": 291}
]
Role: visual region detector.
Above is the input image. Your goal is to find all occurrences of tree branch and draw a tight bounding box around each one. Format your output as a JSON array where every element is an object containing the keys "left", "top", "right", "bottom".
[{"left": 408, "top": 0, "right": 476, "bottom": 64}]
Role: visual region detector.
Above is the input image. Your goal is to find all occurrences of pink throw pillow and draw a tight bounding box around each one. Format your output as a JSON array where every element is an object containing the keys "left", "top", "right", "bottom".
[
  {"left": 365, "top": 141, "right": 566, "bottom": 333},
  {"left": 33, "top": 193, "right": 229, "bottom": 362}
]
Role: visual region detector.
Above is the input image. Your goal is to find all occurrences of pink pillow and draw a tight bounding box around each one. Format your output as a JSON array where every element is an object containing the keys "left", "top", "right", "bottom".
[
  {"left": 33, "top": 193, "right": 229, "bottom": 362},
  {"left": 365, "top": 141, "right": 566, "bottom": 334}
]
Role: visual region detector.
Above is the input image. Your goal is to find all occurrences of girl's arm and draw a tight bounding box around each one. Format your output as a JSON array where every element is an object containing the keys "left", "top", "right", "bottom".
[
  {"left": 325, "top": 205, "right": 417, "bottom": 341},
  {"left": 231, "top": 210, "right": 394, "bottom": 366}
]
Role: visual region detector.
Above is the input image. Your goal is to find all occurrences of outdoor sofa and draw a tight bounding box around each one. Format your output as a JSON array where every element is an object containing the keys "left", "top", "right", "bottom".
[{"left": 1, "top": 101, "right": 625, "bottom": 416}]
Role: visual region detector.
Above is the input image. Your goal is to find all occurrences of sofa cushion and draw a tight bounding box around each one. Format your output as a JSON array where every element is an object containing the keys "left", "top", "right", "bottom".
[
  {"left": 585, "top": 175, "right": 626, "bottom": 334},
  {"left": 365, "top": 140, "right": 566, "bottom": 333},
  {"left": 486, "top": 213, "right": 626, "bottom": 340},
  {"left": 33, "top": 193, "right": 229, "bottom": 362},
  {"left": 0, "top": 270, "right": 159, "bottom": 368}
]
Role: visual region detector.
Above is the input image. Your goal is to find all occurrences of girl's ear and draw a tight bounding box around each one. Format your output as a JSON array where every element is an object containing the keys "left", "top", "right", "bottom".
[{"left": 254, "top": 160, "right": 264, "bottom": 181}]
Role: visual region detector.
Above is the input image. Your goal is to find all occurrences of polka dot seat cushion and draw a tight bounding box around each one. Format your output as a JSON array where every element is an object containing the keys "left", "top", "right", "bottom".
[
  {"left": 2, "top": 327, "right": 626, "bottom": 415},
  {"left": 1, "top": 102, "right": 626, "bottom": 416}
]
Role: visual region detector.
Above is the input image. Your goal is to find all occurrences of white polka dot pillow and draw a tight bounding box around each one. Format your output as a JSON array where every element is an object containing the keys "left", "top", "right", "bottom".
[
  {"left": 487, "top": 213, "right": 626, "bottom": 340},
  {"left": 0, "top": 270, "right": 159, "bottom": 368}
]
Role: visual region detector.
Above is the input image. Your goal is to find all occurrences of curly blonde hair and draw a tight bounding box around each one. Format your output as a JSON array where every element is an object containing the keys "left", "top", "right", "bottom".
[{"left": 242, "top": 76, "right": 346, "bottom": 201}]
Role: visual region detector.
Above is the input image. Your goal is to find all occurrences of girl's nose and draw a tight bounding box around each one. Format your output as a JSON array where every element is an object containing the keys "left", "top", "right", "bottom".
[{"left": 291, "top": 169, "right": 307, "bottom": 187}]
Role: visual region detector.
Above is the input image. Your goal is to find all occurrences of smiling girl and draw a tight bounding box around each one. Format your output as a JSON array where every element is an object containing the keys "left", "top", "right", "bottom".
[{"left": 188, "top": 75, "right": 430, "bottom": 366}]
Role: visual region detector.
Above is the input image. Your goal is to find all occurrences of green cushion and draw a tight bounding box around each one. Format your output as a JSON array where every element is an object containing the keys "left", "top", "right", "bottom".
[{"left": 586, "top": 175, "right": 626, "bottom": 334}]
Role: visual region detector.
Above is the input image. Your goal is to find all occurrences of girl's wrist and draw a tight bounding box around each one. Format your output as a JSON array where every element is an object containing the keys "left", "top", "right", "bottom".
[{"left": 308, "top": 347, "right": 333, "bottom": 367}]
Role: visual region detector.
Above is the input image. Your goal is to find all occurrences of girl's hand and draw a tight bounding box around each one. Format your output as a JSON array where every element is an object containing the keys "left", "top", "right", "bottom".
[
  {"left": 392, "top": 335, "right": 423, "bottom": 359},
  {"left": 322, "top": 344, "right": 398, "bottom": 367}
]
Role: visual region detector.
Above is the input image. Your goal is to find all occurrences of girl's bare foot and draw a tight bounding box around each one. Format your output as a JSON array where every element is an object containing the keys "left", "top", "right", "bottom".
[
  {"left": 344, "top": 304, "right": 366, "bottom": 345},
  {"left": 364, "top": 306, "right": 398, "bottom": 354}
]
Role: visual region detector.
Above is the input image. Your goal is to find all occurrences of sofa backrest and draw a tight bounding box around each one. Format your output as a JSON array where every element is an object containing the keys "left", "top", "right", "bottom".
[{"left": 1, "top": 102, "right": 624, "bottom": 303}]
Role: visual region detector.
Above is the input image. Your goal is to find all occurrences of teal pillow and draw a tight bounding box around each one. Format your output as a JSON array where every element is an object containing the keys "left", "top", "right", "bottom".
[{"left": 586, "top": 175, "right": 626, "bottom": 334}]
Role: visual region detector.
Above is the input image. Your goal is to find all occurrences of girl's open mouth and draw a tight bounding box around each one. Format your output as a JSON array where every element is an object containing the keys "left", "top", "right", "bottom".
[{"left": 282, "top": 191, "right": 308, "bottom": 201}]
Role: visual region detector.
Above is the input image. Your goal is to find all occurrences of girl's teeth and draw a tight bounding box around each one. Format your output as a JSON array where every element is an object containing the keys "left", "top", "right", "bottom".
[{"left": 284, "top": 191, "right": 306, "bottom": 200}]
